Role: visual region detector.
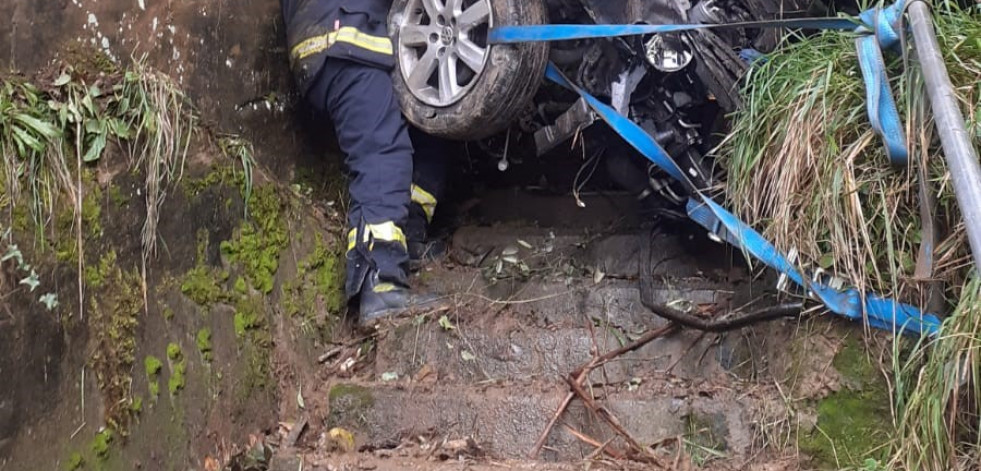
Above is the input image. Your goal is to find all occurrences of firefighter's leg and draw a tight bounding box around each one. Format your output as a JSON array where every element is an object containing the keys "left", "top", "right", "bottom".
[
  {"left": 315, "top": 60, "right": 440, "bottom": 324},
  {"left": 406, "top": 126, "right": 451, "bottom": 265}
]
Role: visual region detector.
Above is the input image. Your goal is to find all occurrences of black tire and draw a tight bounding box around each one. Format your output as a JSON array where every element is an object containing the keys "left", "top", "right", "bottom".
[{"left": 389, "top": 0, "right": 549, "bottom": 141}]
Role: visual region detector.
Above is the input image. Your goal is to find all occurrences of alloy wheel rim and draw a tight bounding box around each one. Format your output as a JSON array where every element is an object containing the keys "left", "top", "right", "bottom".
[{"left": 398, "top": 0, "right": 493, "bottom": 107}]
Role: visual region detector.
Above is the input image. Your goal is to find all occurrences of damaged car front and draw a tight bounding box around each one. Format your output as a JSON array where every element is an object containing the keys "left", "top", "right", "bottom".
[{"left": 387, "top": 0, "right": 812, "bottom": 210}]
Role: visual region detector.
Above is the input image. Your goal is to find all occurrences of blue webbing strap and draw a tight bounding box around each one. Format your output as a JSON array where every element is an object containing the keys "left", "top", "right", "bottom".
[
  {"left": 489, "top": 2, "right": 910, "bottom": 166},
  {"left": 857, "top": 0, "right": 910, "bottom": 165},
  {"left": 544, "top": 63, "right": 941, "bottom": 336}
]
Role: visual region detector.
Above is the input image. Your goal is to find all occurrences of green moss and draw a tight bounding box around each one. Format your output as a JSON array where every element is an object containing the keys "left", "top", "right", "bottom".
[
  {"left": 180, "top": 230, "right": 231, "bottom": 306},
  {"left": 162, "top": 307, "right": 174, "bottom": 321},
  {"left": 182, "top": 165, "right": 238, "bottom": 197},
  {"left": 144, "top": 355, "right": 163, "bottom": 377},
  {"left": 167, "top": 342, "right": 183, "bottom": 361},
  {"left": 130, "top": 396, "right": 143, "bottom": 413},
  {"left": 230, "top": 292, "right": 273, "bottom": 396},
  {"left": 196, "top": 328, "right": 213, "bottom": 362},
  {"left": 181, "top": 265, "right": 228, "bottom": 305},
  {"left": 234, "top": 276, "right": 248, "bottom": 295},
  {"left": 63, "top": 452, "right": 84, "bottom": 471},
  {"left": 108, "top": 185, "right": 127, "bottom": 208},
  {"left": 81, "top": 184, "right": 103, "bottom": 238},
  {"left": 11, "top": 204, "right": 30, "bottom": 234},
  {"left": 145, "top": 355, "right": 162, "bottom": 399},
  {"left": 833, "top": 336, "right": 880, "bottom": 390},
  {"left": 285, "top": 233, "right": 345, "bottom": 340},
  {"left": 233, "top": 296, "right": 264, "bottom": 339},
  {"left": 84, "top": 250, "right": 116, "bottom": 289},
  {"left": 90, "top": 429, "right": 113, "bottom": 460},
  {"left": 220, "top": 185, "right": 287, "bottom": 294},
  {"left": 169, "top": 361, "right": 186, "bottom": 396},
  {"left": 799, "top": 337, "right": 891, "bottom": 468},
  {"left": 328, "top": 384, "right": 376, "bottom": 427},
  {"left": 88, "top": 265, "right": 142, "bottom": 431}
]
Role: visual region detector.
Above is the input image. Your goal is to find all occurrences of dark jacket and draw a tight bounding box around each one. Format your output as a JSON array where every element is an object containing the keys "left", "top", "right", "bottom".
[{"left": 282, "top": 0, "right": 395, "bottom": 95}]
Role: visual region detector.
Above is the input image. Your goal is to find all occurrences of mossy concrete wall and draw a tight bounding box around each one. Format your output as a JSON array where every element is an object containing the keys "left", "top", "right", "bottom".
[
  {"left": 1, "top": 0, "right": 329, "bottom": 178},
  {"left": 0, "top": 156, "right": 347, "bottom": 469}
]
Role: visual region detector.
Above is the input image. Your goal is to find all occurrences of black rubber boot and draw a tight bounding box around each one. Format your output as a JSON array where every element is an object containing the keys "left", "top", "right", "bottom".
[
  {"left": 408, "top": 239, "right": 447, "bottom": 270},
  {"left": 405, "top": 202, "right": 447, "bottom": 271},
  {"left": 358, "top": 272, "right": 444, "bottom": 327}
]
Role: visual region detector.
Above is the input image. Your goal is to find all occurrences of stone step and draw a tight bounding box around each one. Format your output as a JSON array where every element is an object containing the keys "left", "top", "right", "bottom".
[
  {"left": 324, "top": 380, "right": 762, "bottom": 462},
  {"left": 419, "top": 273, "right": 749, "bottom": 331},
  {"left": 447, "top": 224, "right": 743, "bottom": 281},
  {"left": 373, "top": 308, "right": 740, "bottom": 387}
]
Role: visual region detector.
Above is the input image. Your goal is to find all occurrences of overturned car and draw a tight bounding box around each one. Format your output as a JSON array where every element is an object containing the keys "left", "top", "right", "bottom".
[{"left": 387, "top": 0, "right": 813, "bottom": 206}]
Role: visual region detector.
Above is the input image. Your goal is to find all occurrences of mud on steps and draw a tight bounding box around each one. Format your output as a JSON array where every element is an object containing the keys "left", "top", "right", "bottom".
[
  {"left": 285, "top": 193, "right": 896, "bottom": 470},
  {"left": 0, "top": 165, "right": 898, "bottom": 470}
]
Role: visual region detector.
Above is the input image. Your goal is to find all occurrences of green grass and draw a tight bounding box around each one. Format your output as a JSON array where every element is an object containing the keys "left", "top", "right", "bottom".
[
  {"left": 891, "top": 276, "right": 981, "bottom": 469},
  {"left": 719, "top": 4, "right": 981, "bottom": 469},
  {"left": 0, "top": 52, "right": 195, "bottom": 263},
  {"left": 719, "top": 5, "right": 979, "bottom": 300}
]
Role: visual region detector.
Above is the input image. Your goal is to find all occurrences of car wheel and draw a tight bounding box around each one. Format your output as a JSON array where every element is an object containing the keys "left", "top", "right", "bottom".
[{"left": 389, "top": 0, "right": 549, "bottom": 140}]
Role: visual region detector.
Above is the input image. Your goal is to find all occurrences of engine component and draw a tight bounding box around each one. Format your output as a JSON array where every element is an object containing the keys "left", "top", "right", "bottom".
[
  {"left": 644, "top": 34, "right": 694, "bottom": 72},
  {"left": 534, "top": 97, "right": 598, "bottom": 156}
]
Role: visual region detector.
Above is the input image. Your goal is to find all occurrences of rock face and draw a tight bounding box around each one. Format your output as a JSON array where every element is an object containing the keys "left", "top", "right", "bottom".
[
  {"left": 0, "top": 4, "right": 342, "bottom": 469},
  {"left": 2, "top": 0, "right": 316, "bottom": 176}
]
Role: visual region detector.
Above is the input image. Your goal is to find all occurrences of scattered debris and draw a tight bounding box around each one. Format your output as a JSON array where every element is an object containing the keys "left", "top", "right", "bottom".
[
  {"left": 434, "top": 437, "right": 482, "bottom": 461},
  {"left": 283, "top": 417, "right": 308, "bottom": 448},
  {"left": 327, "top": 428, "right": 357, "bottom": 454},
  {"left": 224, "top": 435, "right": 272, "bottom": 471}
]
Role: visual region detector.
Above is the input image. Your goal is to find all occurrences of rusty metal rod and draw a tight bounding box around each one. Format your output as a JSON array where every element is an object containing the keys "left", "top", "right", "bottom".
[{"left": 908, "top": 1, "right": 981, "bottom": 267}]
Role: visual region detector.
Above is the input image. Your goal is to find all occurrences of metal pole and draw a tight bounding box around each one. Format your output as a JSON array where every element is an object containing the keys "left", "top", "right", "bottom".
[{"left": 908, "top": 1, "right": 981, "bottom": 268}]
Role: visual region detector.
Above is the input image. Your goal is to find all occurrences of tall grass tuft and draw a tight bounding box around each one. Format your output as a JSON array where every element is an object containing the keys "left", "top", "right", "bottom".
[
  {"left": 892, "top": 276, "right": 981, "bottom": 469},
  {"left": 720, "top": 4, "right": 978, "bottom": 303},
  {"left": 719, "top": 3, "right": 980, "bottom": 468},
  {"left": 0, "top": 53, "right": 196, "bottom": 262}
]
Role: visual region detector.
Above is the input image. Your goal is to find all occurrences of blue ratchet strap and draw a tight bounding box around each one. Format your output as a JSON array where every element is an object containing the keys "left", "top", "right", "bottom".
[
  {"left": 544, "top": 63, "right": 941, "bottom": 336},
  {"left": 857, "top": 0, "right": 910, "bottom": 165},
  {"left": 489, "top": 2, "right": 910, "bottom": 166}
]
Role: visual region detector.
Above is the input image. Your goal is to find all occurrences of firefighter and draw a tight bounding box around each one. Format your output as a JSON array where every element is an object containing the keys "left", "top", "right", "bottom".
[{"left": 282, "top": 0, "right": 446, "bottom": 325}]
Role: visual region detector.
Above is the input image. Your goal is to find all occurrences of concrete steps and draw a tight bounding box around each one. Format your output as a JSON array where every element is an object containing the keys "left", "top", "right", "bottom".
[
  {"left": 312, "top": 221, "right": 789, "bottom": 466},
  {"left": 324, "top": 379, "right": 761, "bottom": 462}
]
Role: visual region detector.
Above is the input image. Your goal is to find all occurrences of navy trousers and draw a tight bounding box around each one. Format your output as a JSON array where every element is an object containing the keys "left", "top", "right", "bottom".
[
  {"left": 310, "top": 59, "right": 412, "bottom": 299},
  {"left": 308, "top": 59, "right": 448, "bottom": 300}
]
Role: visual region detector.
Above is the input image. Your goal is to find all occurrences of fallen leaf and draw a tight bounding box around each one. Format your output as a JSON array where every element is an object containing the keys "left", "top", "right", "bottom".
[
  {"left": 414, "top": 364, "right": 438, "bottom": 382},
  {"left": 517, "top": 239, "right": 533, "bottom": 249},
  {"left": 297, "top": 386, "right": 305, "bottom": 410},
  {"left": 39, "top": 293, "right": 59, "bottom": 311},
  {"left": 438, "top": 315, "right": 456, "bottom": 331},
  {"left": 19, "top": 270, "right": 40, "bottom": 292},
  {"left": 1, "top": 244, "right": 22, "bottom": 264},
  {"left": 203, "top": 456, "right": 220, "bottom": 471},
  {"left": 53, "top": 73, "right": 71, "bottom": 87},
  {"left": 461, "top": 351, "right": 476, "bottom": 362},
  {"left": 381, "top": 372, "right": 399, "bottom": 382}
]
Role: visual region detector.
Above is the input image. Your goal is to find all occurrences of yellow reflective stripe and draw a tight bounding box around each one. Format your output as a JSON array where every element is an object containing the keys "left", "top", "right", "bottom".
[
  {"left": 292, "top": 35, "right": 330, "bottom": 61},
  {"left": 333, "top": 27, "right": 393, "bottom": 55},
  {"left": 291, "top": 27, "right": 393, "bottom": 61},
  {"left": 347, "top": 222, "right": 407, "bottom": 251},
  {"left": 410, "top": 184, "right": 438, "bottom": 222},
  {"left": 372, "top": 283, "right": 398, "bottom": 294}
]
